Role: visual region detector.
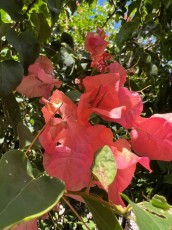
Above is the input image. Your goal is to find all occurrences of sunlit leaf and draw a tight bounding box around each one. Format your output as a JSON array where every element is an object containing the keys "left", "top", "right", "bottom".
[
  {"left": 0, "top": 150, "right": 65, "bottom": 229},
  {"left": 92, "top": 145, "right": 116, "bottom": 191},
  {"left": 122, "top": 194, "right": 172, "bottom": 230}
]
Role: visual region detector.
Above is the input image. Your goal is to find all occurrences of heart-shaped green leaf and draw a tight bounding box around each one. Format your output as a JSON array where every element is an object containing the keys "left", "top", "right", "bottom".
[{"left": 0, "top": 150, "right": 65, "bottom": 229}]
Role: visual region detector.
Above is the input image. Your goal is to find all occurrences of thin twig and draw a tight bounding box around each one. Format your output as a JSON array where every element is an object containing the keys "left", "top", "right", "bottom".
[
  {"left": 25, "top": 107, "right": 59, "bottom": 155},
  {"left": 84, "top": 174, "right": 94, "bottom": 194},
  {"left": 62, "top": 196, "right": 90, "bottom": 230},
  {"left": 136, "top": 85, "right": 152, "bottom": 94},
  {"left": 65, "top": 190, "right": 130, "bottom": 217},
  {"left": 102, "top": 8, "right": 116, "bottom": 28},
  {"left": 25, "top": 124, "right": 46, "bottom": 155}
]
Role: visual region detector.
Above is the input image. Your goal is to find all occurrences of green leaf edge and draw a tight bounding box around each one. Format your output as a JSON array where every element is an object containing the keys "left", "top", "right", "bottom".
[{"left": 0, "top": 150, "right": 65, "bottom": 228}]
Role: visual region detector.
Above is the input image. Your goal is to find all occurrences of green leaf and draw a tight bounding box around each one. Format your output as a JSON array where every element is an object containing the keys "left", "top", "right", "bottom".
[
  {"left": 86, "top": 0, "right": 95, "bottom": 5},
  {"left": 30, "top": 13, "right": 51, "bottom": 43},
  {"left": 65, "top": 90, "right": 81, "bottom": 102},
  {"left": 151, "top": 195, "right": 171, "bottom": 210},
  {"left": 0, "top": 23, "right": 11, "bottom": 38},
  {"left": 17, "top": 122, "right": 40, "bottom": 149},
  {"left": 61, "top": 32, "right": 74, "bottom": 49},
  {"left": 59, "top": 46, "right": 75, "bottom": 66},
  {"left": 128, "top": 1, "right": 140, "bottom": 16},
  {"left": 66, "top": 0, "right": 77, "bottom": 14},
  {"left": 2, "top": 94, "right": 21, "bottom": 137},
  {"left": 0, "top": 60, "right": 23, "bottom": 97},
  {"left": 116, "top": 18, "right": 140, "bottom": 49},
  {"left": 0, "top": 0, "right": 23, "bottom": 21},
  {"left": 0, "top": 120, "right": 8, "bottom": 139},
  {"left": 47, "top": 0, "right": 63, "bottom": 25},
  {"left": 84, "top": 196, "right": 122, "bottom": 230},
  {"left": 144, "top": 63, "right": 158, "bottom": 76},
  {"left": 92, "top": 145, "right": 116, "bottom": 191},
  {"left": 163, "top": 0, "right": 172, "bottom": 8},
  {"left": 122, "top": 194, "right": 172, "bottom": 230},
  {"left": 163, "top": 173, "right": 172, "bottom": 184},
  {"left": 6, "top": 29, "right": 40, "bottom": 73},
  {"left": 0, "top": 150, "right": 65, "bottom": 229}
]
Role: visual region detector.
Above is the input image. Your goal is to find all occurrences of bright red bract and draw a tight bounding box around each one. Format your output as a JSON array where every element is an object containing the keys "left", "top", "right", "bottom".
[
  {"left": 37, "top": 29, "right": 172, "bottom": 208},
  {"left": 85, "top": 32, "right": 108, "bottom": 56}
]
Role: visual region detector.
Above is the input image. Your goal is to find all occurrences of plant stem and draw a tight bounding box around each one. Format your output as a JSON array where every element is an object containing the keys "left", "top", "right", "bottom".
[
  {"left": 25, "top": 107, "right": 60, "bottom": 155},
  {"left": 65, "top": 190, "right": 130, "bottom": 217},
  {"left": 62, "top": 196, "right": 90, "bottom": 230}
]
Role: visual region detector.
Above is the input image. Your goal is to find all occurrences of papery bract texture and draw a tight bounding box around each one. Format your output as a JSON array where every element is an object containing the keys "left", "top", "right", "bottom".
[
  {"left": 16, "top": 56, "right": 61, "bottom": 98},
  {"left": 85, "top": 32, "right": 108, "bottom": 56},
  {"left": 39, "top": 89, "right": 115, "bottom": 191},
  {"left": 78, "top": 73, "right": 143, "bottom": 128},
  {"left": 106, "top": 61, "right": 127, "bottom": 86},
  {"left": 108, "top": 139, "right": 151, "bottom": 206},
  {"left": 152, "top": 113, "right": 172, "bottom": 123},
  {"left": 113, "top": 87, "right": 143, "bottom": 128},
  {"left": 77, "top": 73, "right": 122, "bottom": 126},
  {"left": 130, "top": 115, "right": 172, "bottom": 161},
  {"left": 91, "top": 52, "right": 112, "bottom": 73},
  {"left": 41, "top": 89, "right": 77, "bottom": 123},
  {"left": 41, "top": 124, "right": 113, "bottom": 191},
  {"left": 83, "top": 73, "right": 120, "bottom": 92}
]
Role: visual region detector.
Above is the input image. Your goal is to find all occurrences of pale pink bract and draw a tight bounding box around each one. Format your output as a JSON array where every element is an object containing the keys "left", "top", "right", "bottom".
[
  {"left": 108, "top": 139, "right": 151, "bottom": 206},
  {"left": 130, "top": 114, "right": 172, "bottom": 161},
  {"left": 16, "top": 56, "right": 61, "bottom": 99}
]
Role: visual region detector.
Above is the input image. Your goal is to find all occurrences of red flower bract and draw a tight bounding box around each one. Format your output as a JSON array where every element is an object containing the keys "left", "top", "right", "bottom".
[
  {"left": 16, "top": 56, "right": 61, "bottom": 98},
  {"left": 91, "top": 52, "right": 112, "bottom": 73},
  {"left": 108, "top": 139, "right": 151, "bottom": 206},
  {"left": 39, "top": 89, "right": 115, "bottom": 191},
  {"left": 38, "top": 85, "right": 153, "bottom": 206},
  {"left": 41, "top": 123, "right": 113, "bottom": 191},
  {"left": 77, "top": 73, "right": 122, "bottom": 126},
  {"left": 106, "top": 61, "right": 127, "bottom": 86},
  {"left": 85, "top": 32, "right": 108, "bottom": 56},
  {"left": 78, "top": 73, "right": 143, "bottom": 128},
  {"left": 130, "top": 114, "right": 172, "bottom": 161}
]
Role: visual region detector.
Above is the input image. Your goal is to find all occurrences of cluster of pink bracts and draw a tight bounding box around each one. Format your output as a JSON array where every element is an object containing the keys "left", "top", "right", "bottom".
[{"left": 15, "top": 28, "right": 172, "bottom": 228}]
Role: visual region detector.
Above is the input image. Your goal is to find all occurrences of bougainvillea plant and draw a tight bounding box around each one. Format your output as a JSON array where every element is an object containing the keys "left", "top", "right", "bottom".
[
  {"left": 9, "top": 28, "right": 172, "bottom": 230},
  {"left": 0, "top": 1, "right": 172, "bottom": 229}
]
